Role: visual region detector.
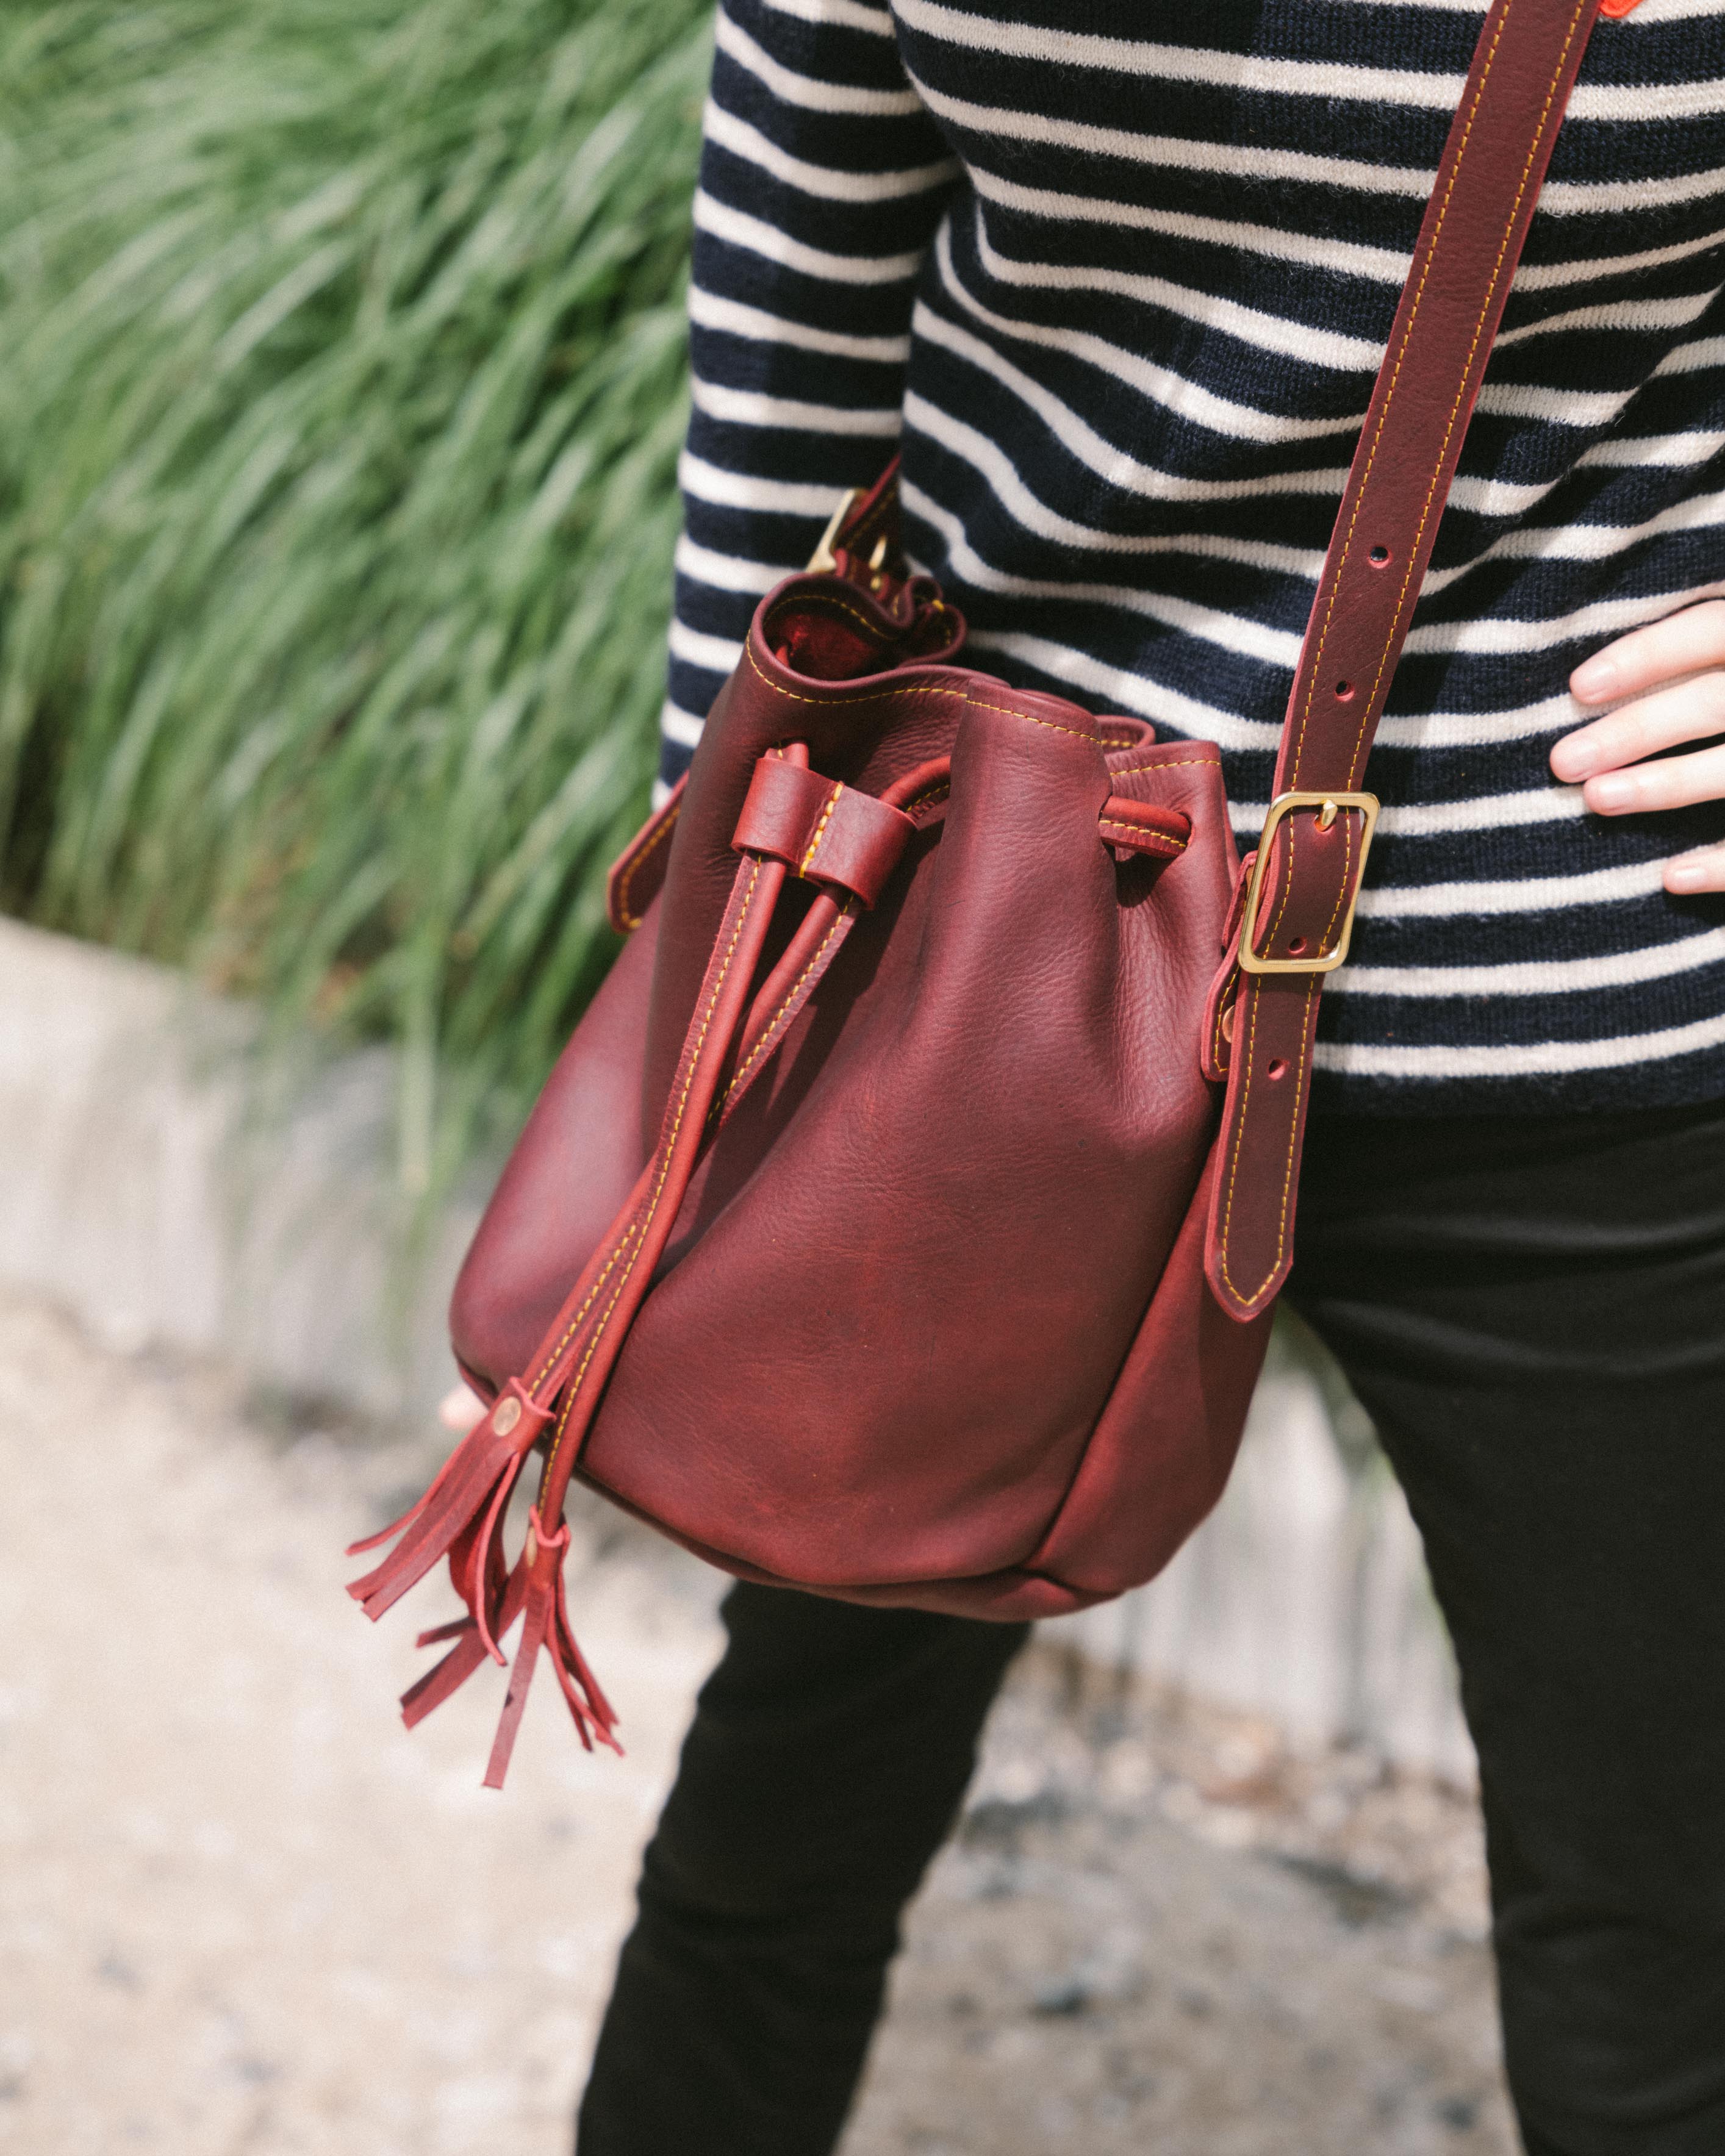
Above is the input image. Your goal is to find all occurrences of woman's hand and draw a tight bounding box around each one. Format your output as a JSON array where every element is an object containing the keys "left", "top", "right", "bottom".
[
  {"left": 1552, "top": 599, "right": 1725, "bottom": 894},
  {"left": 439, "top": 1381, "right": 486, "bottom": 1433}
]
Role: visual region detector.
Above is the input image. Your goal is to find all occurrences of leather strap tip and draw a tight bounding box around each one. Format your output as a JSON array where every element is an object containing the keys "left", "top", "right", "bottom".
[{"left": 1203, "top": 1250, "right": 1288, "bottom": 1327}]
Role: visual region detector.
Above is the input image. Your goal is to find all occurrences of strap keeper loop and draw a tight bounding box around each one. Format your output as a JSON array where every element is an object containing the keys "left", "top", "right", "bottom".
[{"left": 731, "top": 754, "right": 916, "bottom": 908}]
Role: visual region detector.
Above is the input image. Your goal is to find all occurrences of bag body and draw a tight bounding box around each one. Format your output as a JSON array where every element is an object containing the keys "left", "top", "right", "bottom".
[
  {"left": 452, "top": 550, "right": 1271, "bottom": 1619},
  {"left": 347, "top": 0, "right": 1633, "bottom": 1783}
]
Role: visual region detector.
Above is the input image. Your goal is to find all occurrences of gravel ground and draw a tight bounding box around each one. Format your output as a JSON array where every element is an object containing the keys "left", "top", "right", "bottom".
[
  {"left": 0, "top": 1291, "right": 1516, "bottom": 2154},
  {"left": 849, "top": 1658, "right": 1512, "bottom": 2156}
]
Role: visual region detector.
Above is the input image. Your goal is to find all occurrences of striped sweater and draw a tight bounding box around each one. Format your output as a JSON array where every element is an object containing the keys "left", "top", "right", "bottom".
[{"left": 663, "top": 0, "right": 1725, "bottom": 1111}]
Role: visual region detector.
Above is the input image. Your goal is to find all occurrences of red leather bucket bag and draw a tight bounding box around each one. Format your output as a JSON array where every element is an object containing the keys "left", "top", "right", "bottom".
[{"left": 348, "top": 0, "right": 1634, "bottom": 1784}]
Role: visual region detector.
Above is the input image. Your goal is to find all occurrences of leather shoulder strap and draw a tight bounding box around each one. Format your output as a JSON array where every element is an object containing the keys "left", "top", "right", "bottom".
[{"left": 1207, "top": 0, "right": 1617, "bottom": 1322}]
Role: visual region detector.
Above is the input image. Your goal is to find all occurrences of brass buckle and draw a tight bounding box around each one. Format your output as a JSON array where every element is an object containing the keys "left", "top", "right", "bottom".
[
  {"left": 805, "top": 489, "right": 861, "bottom": 573},
  {"left": 1236, "top": 790, "right": 1380, "bottom": 976}
]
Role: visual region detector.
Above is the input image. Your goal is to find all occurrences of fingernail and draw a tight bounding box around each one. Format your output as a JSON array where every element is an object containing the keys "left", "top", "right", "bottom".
[
  {"left": 1668, "top": 858, "right": 1709, "bottom": 892},
  {"left": 1587, "top": 773, "right": 1634, "bottom": 812},
  {"left": 1550, "top": 739, "right": 1594, "bottom": 781},
  {"left": 1571, "top": 656, "right": 1618, "bottom": 700}
]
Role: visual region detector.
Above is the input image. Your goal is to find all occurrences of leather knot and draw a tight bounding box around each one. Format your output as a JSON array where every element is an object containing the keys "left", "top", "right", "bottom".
[{"left": 732, "top": 755, "right": 916, "bottom": 908}]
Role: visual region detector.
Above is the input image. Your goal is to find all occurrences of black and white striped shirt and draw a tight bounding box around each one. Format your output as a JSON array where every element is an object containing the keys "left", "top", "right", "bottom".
[{"left": 664, "top": 0, "right": 1725, "bottom": 1111}]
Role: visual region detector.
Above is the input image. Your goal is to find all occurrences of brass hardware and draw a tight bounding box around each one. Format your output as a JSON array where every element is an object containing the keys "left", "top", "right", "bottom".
[
  {"left": 493, "top": 1394, "right": 522, "bottom": 1437},
  {"left": 1236, "top": 790, "right": 1380, "bottom": 976},
  {"left": 805, "top": 489, "right": 861, "bottom": 573},
  {"left": 868, "top": 535, "right": 888, "bottom": 571}
]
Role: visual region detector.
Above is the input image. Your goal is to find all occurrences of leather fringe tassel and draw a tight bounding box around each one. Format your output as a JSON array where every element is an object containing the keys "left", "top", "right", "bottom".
[
  {"left": 346, "top": 1392, "right": 620, "bottom": 1783},
  {"left": 348, "top": 842, "right": 795, "bottom": 1783},
  {"left": 483, "top": 1510, "right": 620, "bottom": 1788}
]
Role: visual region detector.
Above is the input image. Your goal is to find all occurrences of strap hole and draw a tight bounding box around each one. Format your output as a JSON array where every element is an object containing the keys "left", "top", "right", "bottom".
[
  {"left": 1369, "top": 545, "right": 1391, "bottom": 567},
  {"left": 1335, "top": 678, "right": 1355, "bottom": 701},
  {"left": 1287, "top": 936, "right": 1307, "bottom": 956},
  {"left": 1268, "top": 1057, "right": 1289, "bottom": 1081}
]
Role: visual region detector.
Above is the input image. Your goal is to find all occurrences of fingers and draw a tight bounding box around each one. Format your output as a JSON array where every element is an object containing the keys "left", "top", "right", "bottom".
[
  {"left": 1551, "top": 669, "right": 1725, "bottom": 784},
  {"left": 1552, "top": 600, "right": 1725, "bottom": 890},
  {"left": 439, "top": 1381, "right": 487, "bottom": 1433},
  {"left": 1667, "top": 842, "right": 1725, "bottom": 896},
  {"left": 1569, "top": 598, "right": 1725, "bottom": 706},
  {"left": 1574, "top": 739, "right": 1725, "bottom": 817}
]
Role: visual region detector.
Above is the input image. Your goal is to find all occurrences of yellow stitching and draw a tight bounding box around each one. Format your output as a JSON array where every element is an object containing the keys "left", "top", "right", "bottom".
[
  {"left": 726, "top": 772, "right": 947, "bottom": 1114},
  {"left": 1317, "top": 814, "right": 1357, "bottom": 955},
  {"left": 614, "top": 799, "right": 681, "bottom": 930},
  {"left": 1217, "top": 975, "right": 1319, "bottom": 1307},
  {"left": 526, "top": 1203, "right": 647, "bottom": 1391},
  {"left": 762, "top": 593, "right": 900, "bottom": 650},
  {"left": 743, "top": 643, "right": 1099, "bottom": 742},
  {"left": 1217, "top": 979, "right": 1265, "bottom": 1298},
  {"left": 1258, "top": 981, "right": 1316, "bottom": 1296},
  {"left": 1098, "top": 819, "right": 1188, "bottom": 852},
  {"left": 1259, "top": 0, "right": 1585, "bottom": 967},
  {"left": 1284, "top": 0, "right": 1508, "bottom": 797},
  {"left": 539, "top": 860, "right": 767, "bottom": 1493},
  {"left": 1210, "top": 962, "right": 1238, "bottom": 1070},
  {"left": 731, "top": 795, "right": 1190, "bottom": 1115},
  {"left": 905, "top": 765, "right": 1206, "bottom": 829},
  {"left": 1356, "top": 4, "right": 1587, "bottom": 770},
  {"left": 721, "top": 903, "right": 856, "bottom": 1104},
  {"left": 1100, "top": 756, "right": 1220, "bottom": 777},
  {"left": 545, "top": 1378, "right": 578, "bottom": 1494},
  {"left": 529, "top": 861, "right": 762, "bottom": 1391},
  {"left": 798, "top": 783, "right": 843, "bottom": 876},
  {"left": 770, "top": 595, "right": 885, "bottom": 638},
  {"left": 1264, "top": 820, "right": 1300, "bottom": 953}
]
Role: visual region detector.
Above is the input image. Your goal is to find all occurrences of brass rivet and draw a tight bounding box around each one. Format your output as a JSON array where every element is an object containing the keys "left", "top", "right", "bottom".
[
  {"left": 493, "top": 1395, "right": 522, "bottom": 1437},
  {"left": 1318, "top": 800, "right": 1338, "bottom": 830},
  {"left": 1220, "top": 1001, "right": 1236, "bottom": 1044},
  {"left": 869, "top": 535, "right": 888, "bottom": 571}
]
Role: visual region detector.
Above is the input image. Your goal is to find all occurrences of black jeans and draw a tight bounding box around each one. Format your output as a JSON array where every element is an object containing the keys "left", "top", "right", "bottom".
[{"left": 576, "top": 1101, "right": 1725, "bottom": 2156}]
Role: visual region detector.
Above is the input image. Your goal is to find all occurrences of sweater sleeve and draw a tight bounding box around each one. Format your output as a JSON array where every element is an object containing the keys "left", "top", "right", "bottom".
[{"left": 661, "top": 0, "right": 959, "bottom": 786}]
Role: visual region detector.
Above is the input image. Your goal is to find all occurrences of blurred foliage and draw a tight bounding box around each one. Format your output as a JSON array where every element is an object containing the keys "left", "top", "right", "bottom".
[{"left": 0, "top": 0, "right": 707, "bottom": 1189}]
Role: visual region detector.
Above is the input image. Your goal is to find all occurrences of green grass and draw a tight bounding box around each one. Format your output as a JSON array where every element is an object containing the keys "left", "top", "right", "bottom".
[{"left": 0, "top": 0, "right": 708, "bottom": 1190}]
